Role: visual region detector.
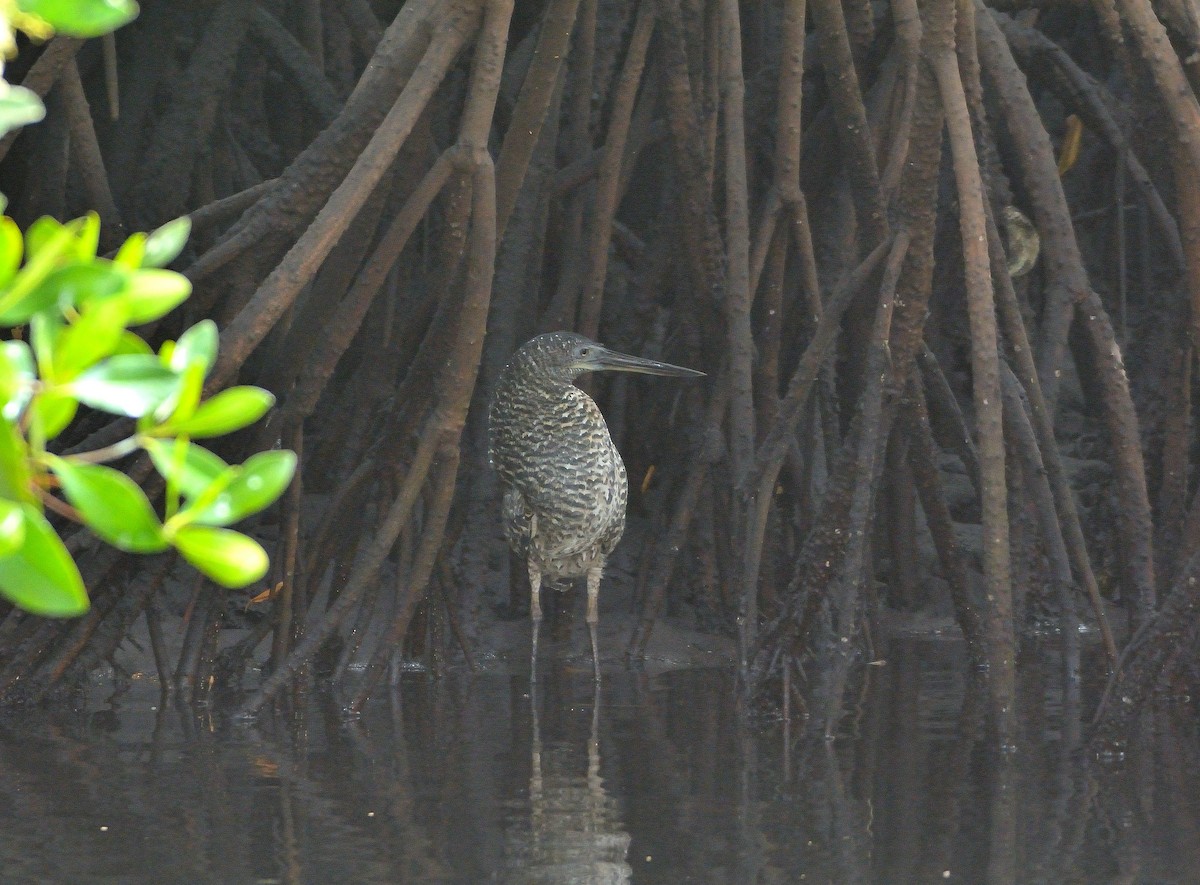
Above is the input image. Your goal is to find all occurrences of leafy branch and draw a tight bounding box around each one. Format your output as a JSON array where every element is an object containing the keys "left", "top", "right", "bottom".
[
  {"left": 0, "top": 1, "right": 295, "bottom": 618},
  {"left": 0, "top": 0, "right": 139, "bottom": 135},
  {"left": 0, "top": 211, "right": 295, "bottom": 616}
]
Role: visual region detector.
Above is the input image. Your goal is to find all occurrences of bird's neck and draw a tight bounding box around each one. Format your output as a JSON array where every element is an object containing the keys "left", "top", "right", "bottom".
[{"left": 512, "top": 376, "right": 588, "bottom": 408}]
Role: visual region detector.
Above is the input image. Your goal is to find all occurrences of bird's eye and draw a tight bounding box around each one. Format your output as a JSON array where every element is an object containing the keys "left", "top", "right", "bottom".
[{"left": 578, "top": 347, "right": 591, "bottom": 358}]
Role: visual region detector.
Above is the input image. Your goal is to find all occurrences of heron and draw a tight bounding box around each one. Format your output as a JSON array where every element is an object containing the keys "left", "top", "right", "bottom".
[{"left": 488, "top": 332, "right": 704, "bottom": 682}]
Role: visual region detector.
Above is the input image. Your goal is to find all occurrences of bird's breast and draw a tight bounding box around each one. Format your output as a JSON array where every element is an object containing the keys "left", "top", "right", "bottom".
[{"left": 490, "top": 386, "right": 629, "bottom": 571}]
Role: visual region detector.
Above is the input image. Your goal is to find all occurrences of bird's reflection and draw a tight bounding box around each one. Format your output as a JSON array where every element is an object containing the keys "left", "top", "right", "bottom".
[{"left": 505, "top": 674, "right": 631, "bottom": 884}]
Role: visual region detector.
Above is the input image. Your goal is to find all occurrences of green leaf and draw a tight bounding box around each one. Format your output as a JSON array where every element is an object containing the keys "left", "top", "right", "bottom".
[
  {"left": 74, "top": 212, "right": 100, "bottom": 261},
  {"left": 0, "top": 274, "right": 61, "bottom": 325},
  {"left": 113, "top": 232, "right": 145, "bottom": 269},
  {"left": 0, "top": 421, "right": 34, "bottom": 505},
  {"left": 30, "top": 389, "right": 77, "bottom": 441},
  {"left": 49, "top": 457, "right": 166, "bottom": 553},
  {"left": 0, "top": 503, "right": 88, "bottom": 617},
  {"left": 143, "top": 216, "right": 190, "bottom": 268},
  {"left": 112, "top": 330, "right": 153, "bottom": 356},
  {"left": 170, "top": 524, "right": 268, "bottom": 588},
  {"left": 189, "top": 449, "right": 296, "bottom": 526},
  {"left": 158, "top": 386, "right": 274, "bottom": 438},
  {"left": 0, "top": 85, "right": 45, "bottom": 140},
  {"left": 142, "top": 437, "right": 229, "bottom": 499},
  {"left": 70, "top": 354, "right": 180, "bottom": 417},
  {"left": 169, "top": 319, "right": 217, "bottom": 374},
  {"left": 54, "top": 294, "right": 130, "bottom": 379},
  {"left": 0, "top": 217, "right": 24, "bottom": 289},
  {"left": 0, "top": 340, "right": 34, "bottom": 379},
  {"left": 25, "top": 216, "right": 66, "bottom": 259},
  {"left": 29, "top": 310, "right": 62, "bottom": 377},
  {"left": 0, "top": 221, "right": 75, "bottom": 322},
  {"left": 18, "top": 0, "right": 140, "bottom": 37},
  {"left": 123, "top": 268, "right": 191, "bottom": 324},
  {"left": 0, "top": 340, "right": 35, "bottom": 421},
  {"left": 0, "top": 498, "right": 25, "bottom": 558},
  {"left": 152, "top": 321, "right": 217, "bottom": 426},
  {"left": 0, "top": 263, "right": 118, "bottom": 325},
  {"left": 151, "top": 358, "right": 202, "bottom": 426},
  {"left": 52, "top": 263, "right": 126, "bottom": 303}
]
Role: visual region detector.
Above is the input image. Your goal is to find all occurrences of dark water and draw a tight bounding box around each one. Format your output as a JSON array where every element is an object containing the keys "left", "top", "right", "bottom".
[{"left": 0, "top": 637, "right": 1196, "bottom": 883}]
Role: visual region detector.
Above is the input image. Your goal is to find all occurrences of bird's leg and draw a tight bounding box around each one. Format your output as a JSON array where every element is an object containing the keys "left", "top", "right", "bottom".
[
  {"left": 529, "top": 560, "right": 542, "bottom": 684},
  {"left": 586, "top": 565, "right": 603, "bottom": 682}
]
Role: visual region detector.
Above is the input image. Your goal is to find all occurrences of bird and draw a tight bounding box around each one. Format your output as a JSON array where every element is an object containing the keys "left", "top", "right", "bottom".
[{"left": 488, "top": 331, "right": 704, "bottom": 682}]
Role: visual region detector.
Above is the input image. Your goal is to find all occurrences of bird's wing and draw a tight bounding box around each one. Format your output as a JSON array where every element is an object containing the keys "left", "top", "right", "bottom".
[{"left": 501, "top": 485, "right": 534, "bottom": 557}]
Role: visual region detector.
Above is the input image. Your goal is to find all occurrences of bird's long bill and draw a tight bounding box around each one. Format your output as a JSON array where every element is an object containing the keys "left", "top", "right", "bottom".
[{"left": 587, "top": 347, "right": 705, "bottom": 378}]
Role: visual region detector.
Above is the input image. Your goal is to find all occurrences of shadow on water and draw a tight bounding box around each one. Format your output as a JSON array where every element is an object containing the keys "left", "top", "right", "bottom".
[{"left": 0, "top": 635, "right": 1195, "bottom": 883}]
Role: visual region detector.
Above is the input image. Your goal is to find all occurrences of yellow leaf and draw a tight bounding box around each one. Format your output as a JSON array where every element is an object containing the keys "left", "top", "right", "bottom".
[
  {"left": 247, "top": 581, "right": 282, "bottom": 606},
  {"left": 1058, "top": 114, "right": 1083, "bottom": 175},
  {"left": 640, "top": 464, "right": 656, "bottom": 494}
]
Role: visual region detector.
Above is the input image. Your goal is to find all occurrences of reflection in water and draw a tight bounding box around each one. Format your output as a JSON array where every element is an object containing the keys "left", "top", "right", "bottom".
[
  {"left": 0, "top": 638, "right": 1192, "bottom": 882},
  {"left": 504, "top": 683, "right": 631, "bottom": 883}
]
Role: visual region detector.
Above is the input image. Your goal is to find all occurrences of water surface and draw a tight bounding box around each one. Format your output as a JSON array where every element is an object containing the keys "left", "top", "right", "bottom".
[{"left": 0, "top": 636, "right": 1195, "bottom": 883}]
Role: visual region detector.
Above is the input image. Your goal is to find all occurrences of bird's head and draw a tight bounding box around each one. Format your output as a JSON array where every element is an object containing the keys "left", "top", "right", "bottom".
[{"left": 510, "top": 332, "right": 705, "bottom": 385}]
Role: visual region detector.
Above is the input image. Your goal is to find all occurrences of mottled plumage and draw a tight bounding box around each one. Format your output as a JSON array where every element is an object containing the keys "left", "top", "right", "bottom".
[{"left": 488, "top": 332, "right": 703, "bottom": 681}]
